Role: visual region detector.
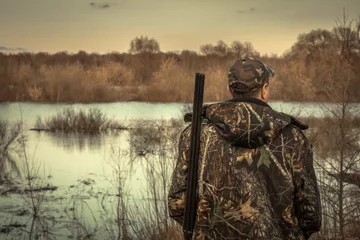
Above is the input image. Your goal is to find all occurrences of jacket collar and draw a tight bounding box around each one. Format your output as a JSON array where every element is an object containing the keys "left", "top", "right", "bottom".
[{"left": 225, "top": 97, "right": 272, "bottom": 109}]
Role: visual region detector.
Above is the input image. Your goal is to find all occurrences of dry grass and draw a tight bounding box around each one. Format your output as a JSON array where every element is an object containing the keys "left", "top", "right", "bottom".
[
  {"left": 0, "top": 121, "right": 22, "bottom": 182},
  {"left": 146, "top": 57, "right": 193, "bottom": 102},
  {"left": 33, "top": 108, "right": 128, "bottom": 134},
  {"left": 126, "top": 118, "right": 184, "bottom": 239},
  {"left": 299, "top": 104, "right": 360, "bottom": 239},
  {"left": 0, "top": 118, "right": 185, "bottom": 239},
  {"left": 2, "top": 112, "right": 360, "bottom": 239},
  {"left": 2, "top": 61, "right": 135, "bottom": 102},
  {"left": 1, "top": 38, "right": 359, "bottom": 103}
]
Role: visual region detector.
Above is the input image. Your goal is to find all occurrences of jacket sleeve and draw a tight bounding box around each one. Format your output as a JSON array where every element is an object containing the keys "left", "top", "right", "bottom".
[
  {"left": 291, "top": 127, "right": 322, "bottom": 239},
  {"left": 168, "top": 125, "right": 191, "bottom": 225}
]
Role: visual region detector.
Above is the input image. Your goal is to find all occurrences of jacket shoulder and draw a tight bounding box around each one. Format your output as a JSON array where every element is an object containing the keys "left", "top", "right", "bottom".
[{"left": 278, "top": 112, "right": 309, "bottom": 130}]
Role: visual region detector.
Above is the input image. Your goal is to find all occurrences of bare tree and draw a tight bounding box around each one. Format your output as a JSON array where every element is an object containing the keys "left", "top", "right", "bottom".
[
  {"left": 309, "top": 13, "right": 360, "bottom": 239},
  {"left": 311, "top": 81, "right": 360, "bottom": 239},
  {"left": 243, "top": 41, "right": 260, "bottom": 57},
  {"left": 230, "top": 40, "right": 245, "bottom": 58},
  {"left": 213, "top": 40, "right": 229, "bottom": 57},
  {"left": 200, "top": 41, "right": 230, "bottom": 57},
  {"left": 332, "top": 9, "right": 360, "bottom": 82},
  {"left": 289, "top": 29, "right": 335, "bottom": 62},
  {"left": 129, "top": 35, "right": 160, "bottom": 54},
  {"left": 200, "top": 43, "right": 215, "bottom": 56}
]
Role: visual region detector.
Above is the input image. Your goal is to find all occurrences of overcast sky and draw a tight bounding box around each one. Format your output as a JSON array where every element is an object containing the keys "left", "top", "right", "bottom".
[{"left": 1, "top": 0, "right": 359, "bottom": 55}]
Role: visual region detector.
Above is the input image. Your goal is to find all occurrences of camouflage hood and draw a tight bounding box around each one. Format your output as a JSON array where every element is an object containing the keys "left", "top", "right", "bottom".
[{"left": 186, "top": 98, "right": 308, "bottom": 149}]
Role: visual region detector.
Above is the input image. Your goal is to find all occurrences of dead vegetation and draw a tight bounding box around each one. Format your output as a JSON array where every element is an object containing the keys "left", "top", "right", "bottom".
[
  {"left": 0, "top": 13, "right": 359, "bottom": 103},
  {"left": 32, "top": 108, "right": 128, "bottom": 134},
  {"left": 0, "top": 121, "right": 22, "bottom": 183}
]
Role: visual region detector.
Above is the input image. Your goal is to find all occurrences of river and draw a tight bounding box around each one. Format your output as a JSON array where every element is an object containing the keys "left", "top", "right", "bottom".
[{"left": 0, "top": 101, "right": 358, "bottom": 239}]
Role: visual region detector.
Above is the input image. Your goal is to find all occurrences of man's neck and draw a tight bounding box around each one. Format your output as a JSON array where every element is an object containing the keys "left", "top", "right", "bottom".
[{"left": 226, "top": 97, "right": 271, "bottom": 108}]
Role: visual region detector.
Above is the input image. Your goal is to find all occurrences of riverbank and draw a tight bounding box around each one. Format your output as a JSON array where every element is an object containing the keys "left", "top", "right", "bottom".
[{"left": 1, "top": 48, "right": 359, "bottom": 104}]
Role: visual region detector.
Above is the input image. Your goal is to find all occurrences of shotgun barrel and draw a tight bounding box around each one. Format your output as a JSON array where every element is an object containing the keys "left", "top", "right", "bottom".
[{"left": 183, "top": 73, "right": 205, "bottom": 240}]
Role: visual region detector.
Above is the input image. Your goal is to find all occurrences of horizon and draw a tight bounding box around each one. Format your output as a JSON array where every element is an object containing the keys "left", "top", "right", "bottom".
[{"left": 1, "top": 0, "right": 359, "bottom": 56}]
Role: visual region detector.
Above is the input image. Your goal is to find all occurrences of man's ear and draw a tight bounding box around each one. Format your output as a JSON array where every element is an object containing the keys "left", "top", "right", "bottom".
[
  {"left": 227, "top": 85, "right": 233, "bottom": 97},
  {"left": 261, "top": 83, "right": 268, "bottom": 100}
]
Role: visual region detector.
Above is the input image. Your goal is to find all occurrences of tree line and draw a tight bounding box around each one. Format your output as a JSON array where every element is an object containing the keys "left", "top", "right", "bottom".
[{"left": 0, "top": 14, "right": 359, "bottom": 103}]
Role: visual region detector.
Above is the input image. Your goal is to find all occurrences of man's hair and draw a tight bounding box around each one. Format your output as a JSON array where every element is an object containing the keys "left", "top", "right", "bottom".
[
  {"left": 230, "top": 80, "right": 269, "bottom": 99},
  {"left": 231, "top": 88, "right": 261, "bottom": 99}
]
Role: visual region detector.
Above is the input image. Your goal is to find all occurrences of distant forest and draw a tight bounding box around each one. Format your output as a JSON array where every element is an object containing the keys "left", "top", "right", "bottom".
[{"left": 0, "top": 15, "right": 359, "bottom": 103}]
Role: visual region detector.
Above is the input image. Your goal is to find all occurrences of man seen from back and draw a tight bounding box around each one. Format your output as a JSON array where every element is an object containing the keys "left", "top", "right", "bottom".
[{"left": 168, "top": 57, "right": 322, "bottom": 239}]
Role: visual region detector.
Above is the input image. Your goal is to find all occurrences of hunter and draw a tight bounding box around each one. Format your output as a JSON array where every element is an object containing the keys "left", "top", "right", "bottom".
[{"left": 168, "top": 57, "right": 322, "bottom": 239}]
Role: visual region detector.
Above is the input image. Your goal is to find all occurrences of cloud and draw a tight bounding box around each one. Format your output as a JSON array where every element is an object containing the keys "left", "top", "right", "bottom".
[
  {"left": 89, "top": 2, "right": 111, "bottom": 9},
  {"left": 0, "top": 46, "right": 27, "bottom": 51},
  {"left": 236, "top": 8, "right": 256, "bottom": 14},
  {"left": 99, "top": 4, "right": 110, "bottom": 9}
]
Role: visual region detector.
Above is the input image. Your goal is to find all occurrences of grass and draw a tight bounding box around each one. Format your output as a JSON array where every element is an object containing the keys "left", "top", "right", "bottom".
[
  {"left": 0, "top": 121, "right": 22, "bottom": 182},
  {"left": 33, "top": 108, "right": 128, "bottom": 134},
  {"left": 0, "top": 118, "right": 184, "bottom": 239},
  {"left": 1, "top": 113, "right": 360, "bottom": 239},
  {"left": 1, "top": 34, "right": 359, "bottom": 103}
]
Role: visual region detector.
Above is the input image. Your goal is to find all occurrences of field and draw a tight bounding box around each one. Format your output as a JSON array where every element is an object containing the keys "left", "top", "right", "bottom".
[{"left": 0, "top": 21, "right": 359, "bottom": 104}]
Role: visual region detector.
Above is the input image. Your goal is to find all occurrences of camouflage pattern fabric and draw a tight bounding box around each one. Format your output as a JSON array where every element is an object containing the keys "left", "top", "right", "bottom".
[
  {"left": 168, "top": 98, "right": 322, "bottom": 240},
  {"left": 228, "top": 57, "right": 275, "bottom": 94}
]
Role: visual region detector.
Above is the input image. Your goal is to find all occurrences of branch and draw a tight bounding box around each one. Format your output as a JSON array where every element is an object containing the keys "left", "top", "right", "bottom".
[{"left": 328, "top": 172, "right": 360, "bottom": 187}]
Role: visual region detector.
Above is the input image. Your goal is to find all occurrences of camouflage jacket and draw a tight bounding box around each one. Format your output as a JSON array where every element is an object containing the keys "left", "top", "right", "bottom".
[{"left": 168, "top": 98, "right": 322, "bottom": 240}]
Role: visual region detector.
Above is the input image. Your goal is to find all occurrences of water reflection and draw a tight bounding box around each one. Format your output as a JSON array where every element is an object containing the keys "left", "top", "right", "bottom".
[
  {"left": 0, "top": 118, "right": 185, "bottom": 239},
  {"left": 29, "top": 131, "right": 125, "bottom": 153},
  {"left": 47, "top": 132, "right": 106, "bottom": 153},
  {"left": 3, "top": 102, "right": 359, "bottom": 239}
]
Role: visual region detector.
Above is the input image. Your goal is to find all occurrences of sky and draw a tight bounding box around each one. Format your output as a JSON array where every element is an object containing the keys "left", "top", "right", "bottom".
[{"left": 0, "top": 0, "right": 359, "bottom": 56}]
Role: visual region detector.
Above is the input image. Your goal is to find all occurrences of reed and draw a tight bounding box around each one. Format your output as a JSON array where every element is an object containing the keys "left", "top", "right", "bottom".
[{"left": 33, "top": 108, "right": 128, "bottom": 134}]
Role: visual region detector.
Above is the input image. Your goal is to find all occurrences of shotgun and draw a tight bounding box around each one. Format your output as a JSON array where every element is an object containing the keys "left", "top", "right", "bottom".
[{"left": 183, "top": 73, "right": 205, "bottom": 240}]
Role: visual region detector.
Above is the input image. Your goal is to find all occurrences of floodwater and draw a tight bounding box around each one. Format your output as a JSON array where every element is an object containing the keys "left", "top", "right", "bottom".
[
  {"left": 0, "top": 101, "right": 358, "bottom": 239},
  {"left": 0, "top": 101, "right": 337, "bottom": 193}
]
